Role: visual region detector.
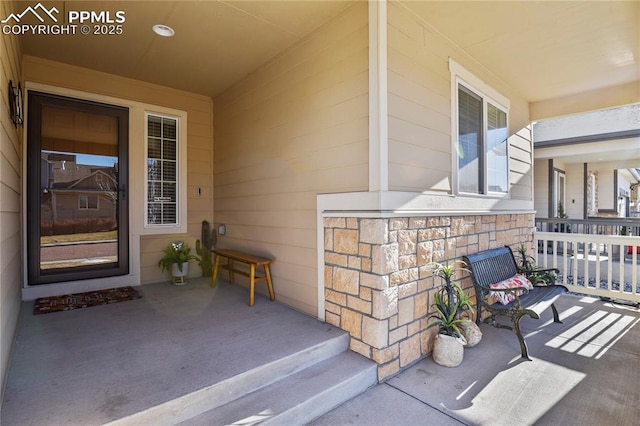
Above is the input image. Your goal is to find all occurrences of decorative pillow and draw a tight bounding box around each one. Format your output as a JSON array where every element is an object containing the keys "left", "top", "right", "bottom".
[{"left": 489, "top": 274, "right": 532, "bottom": 305}]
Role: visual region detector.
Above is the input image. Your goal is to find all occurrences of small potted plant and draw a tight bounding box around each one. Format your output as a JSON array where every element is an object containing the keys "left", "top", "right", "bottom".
[
  {"left": 426, "top": 261, "right": 478, "bottom": 367},
  {"left": 158, "top": 241, "right": 197, "bottom": 285},
  {"left": 515, "top": 244, "right": 557, "bottom": 286}
]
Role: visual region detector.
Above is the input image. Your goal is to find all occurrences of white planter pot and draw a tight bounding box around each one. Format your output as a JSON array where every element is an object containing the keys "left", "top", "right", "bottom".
[
  {"left": 171, "top": 262, "right": 189, "bottom": 285},
  {"left": 432, "top": 333, "right": 465, "bottom": 367}
]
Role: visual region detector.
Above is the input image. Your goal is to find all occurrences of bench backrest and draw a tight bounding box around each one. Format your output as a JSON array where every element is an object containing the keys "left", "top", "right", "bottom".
[{"left": 463, "top": 246, "right": 519, "bottom": 289}]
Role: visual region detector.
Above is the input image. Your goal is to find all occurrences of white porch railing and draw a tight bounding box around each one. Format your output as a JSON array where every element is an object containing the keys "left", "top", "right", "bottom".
[{"left": 534, "top": 231, "right": 640, "bottom": 303}]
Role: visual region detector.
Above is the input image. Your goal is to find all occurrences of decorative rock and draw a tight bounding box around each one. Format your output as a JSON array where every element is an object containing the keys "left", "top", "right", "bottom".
[{"left": 459, "top": 320, "right": 483, "bottom": 347}]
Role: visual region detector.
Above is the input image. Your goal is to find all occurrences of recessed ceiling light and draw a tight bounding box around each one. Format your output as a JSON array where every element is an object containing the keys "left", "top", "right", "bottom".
[{"left": 153, "top": 24, "right": 175, "bottom": 37}]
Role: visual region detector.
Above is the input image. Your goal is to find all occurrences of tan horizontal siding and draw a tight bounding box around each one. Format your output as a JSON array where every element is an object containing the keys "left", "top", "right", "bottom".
[
  {"left": 387, "top": 164, "right": 452, "bottom": 193},
  {"left": 388, "top": 93, "right": 451, "bottom": 135},
  {"left": 510, "top": 144, "right": 533, "bottom": 164},
  {"left": 1, "top": 0, "right": 24, "bottom": 401},
  {"left": 387, "top": 1, "right": 533, "bottom": 200},
  {"left": 216, "top": 3, "right": 368, "bottom": 120},
  {"left": 387, "top": 1, "right": 452, "bottom": 192},
  {"left": 213, "top": 2, "right": 368, "bottom": 315},
  {"left": 511, "top": 157, "right": 532, "bottom": 176},
  {"left": 387, "top": 46, "right": 449, "bottom": 99}
]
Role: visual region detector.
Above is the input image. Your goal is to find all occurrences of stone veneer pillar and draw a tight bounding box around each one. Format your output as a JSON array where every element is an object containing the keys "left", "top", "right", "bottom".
[{"left": 323, "top": 213, "right": 534, "bottom": 381}]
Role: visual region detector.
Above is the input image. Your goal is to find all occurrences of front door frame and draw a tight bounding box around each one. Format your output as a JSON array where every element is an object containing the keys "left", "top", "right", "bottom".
[
  {"left": 22, "top": 83, "right": 143, "bottom": 300},
  {"left": 26, "top": 92, "right": 130, "bottom": 285}
]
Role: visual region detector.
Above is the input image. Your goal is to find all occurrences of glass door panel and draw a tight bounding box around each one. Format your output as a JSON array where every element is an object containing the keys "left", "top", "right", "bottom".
[{"left": 27, "top": 93, "right": 129, "bottom": 284}]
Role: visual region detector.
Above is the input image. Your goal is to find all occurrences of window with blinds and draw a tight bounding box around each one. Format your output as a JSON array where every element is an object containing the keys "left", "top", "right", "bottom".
[
  {"left": 458, "top": 86, "right": 483, "bottom": 193},
  {"left": 457, "top": 83, "right": 509, "bottom": 195},
  {"left": 146, "top": 114, "right": 178, "bottom": 225}
]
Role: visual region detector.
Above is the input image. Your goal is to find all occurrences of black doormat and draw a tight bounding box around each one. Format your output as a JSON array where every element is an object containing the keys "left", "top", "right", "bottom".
[{"left": 33, "top": 286, "right": 142, "bottom": 315}]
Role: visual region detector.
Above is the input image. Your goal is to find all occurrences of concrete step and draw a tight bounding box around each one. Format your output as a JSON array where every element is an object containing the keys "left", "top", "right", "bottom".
[
  {"left": 181, "top": 351, "right": 378, "bottom": 426},
  {"left": 107, "top": 332, "right": 357, "bottom": 425}
]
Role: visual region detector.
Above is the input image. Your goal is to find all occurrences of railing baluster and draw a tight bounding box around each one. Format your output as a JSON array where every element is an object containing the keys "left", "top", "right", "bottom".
[
  {"left": 595, "top": 247, "right": 601, "bottom": 292},
  {"left": 584, "top": 244, "right": 590, "bottom": 290},
  {"left": 619, "top": 243, "right": 624, "bottom": 295},
  {"left": 607, "top": 242, "right": 613, "bottom": 291},
  {"left": 534, "top": 229, "right": 639, "bottom": 302},
  {"left": 633, "top": 249, "right": 638, "bottom": 298},
  {"left": 562, "top": 241, "right": 569, "bottom": 285},
  {"left": 573, "top": 238, "right": 579, "bottom": 286}
]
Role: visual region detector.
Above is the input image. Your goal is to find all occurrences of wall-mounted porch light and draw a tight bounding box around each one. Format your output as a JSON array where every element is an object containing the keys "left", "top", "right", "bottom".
[{"left": 8, "top": 80, "right": 23, "bottom": 127}]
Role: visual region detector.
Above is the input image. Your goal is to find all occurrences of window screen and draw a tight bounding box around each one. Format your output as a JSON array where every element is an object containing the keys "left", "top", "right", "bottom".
[{"left": 486, "top": 103, "right": 508, "bottom": 193}]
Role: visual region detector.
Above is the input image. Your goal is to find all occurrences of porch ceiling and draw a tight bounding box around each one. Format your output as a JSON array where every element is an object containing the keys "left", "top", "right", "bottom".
[
  {"left": 14, "top": 1, "right": 639, "bottom": 105},
  {"left": 403, "top": 1, "right": 639, "bottom": 104},
  {"left": 17, "top": 0, "right": 356, "bottom": 98}
]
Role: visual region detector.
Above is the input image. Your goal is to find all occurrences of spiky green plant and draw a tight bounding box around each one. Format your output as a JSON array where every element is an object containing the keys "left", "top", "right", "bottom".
[
  {"left": 426, "top": 261, "right": 473, "bottom": 319},
  {"left": 427, "top": 282, "right": 471, "bottom": 337},
  {"left": 515, "top": 244, "right": 557, "bottom": 285},
  {"left": 426, "top": 261, "right": 475, "bottom": 337},
  {"left": 158, "top": 241, "right": 197, "bottom": 273},
  {"left": 515, "top": 244, "right": 536, "bottom": 271}
]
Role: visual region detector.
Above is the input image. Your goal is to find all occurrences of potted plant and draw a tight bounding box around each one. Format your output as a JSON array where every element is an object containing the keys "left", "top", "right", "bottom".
[
  {"left": 515, "top": 244, "right": 557, "bottom": 285},
  {"left": 426, "top": 262, "right": 478, "bottom": 367},
  {"left": 557, "top": 202, "right": 570, "bottom": 230},
  {"left": 158, "top": 241, "right": 197, "bottom": 285}
]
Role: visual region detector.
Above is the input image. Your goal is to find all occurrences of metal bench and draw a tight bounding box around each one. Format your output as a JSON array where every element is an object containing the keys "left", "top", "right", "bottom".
[
  {"left": 463, "top": 246, "right": 567, "bottom": 360},
  {"left": 211, "top": 249, "right": 275, "bottom": 307}
]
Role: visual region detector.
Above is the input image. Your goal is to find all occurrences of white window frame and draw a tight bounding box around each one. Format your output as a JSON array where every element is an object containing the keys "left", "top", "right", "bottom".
[
  {"left": 450, "top": 59, "right": 510, "bottom": 197},
  {"left": 144, "top": 112, "right": 187, "bottom": 231}
]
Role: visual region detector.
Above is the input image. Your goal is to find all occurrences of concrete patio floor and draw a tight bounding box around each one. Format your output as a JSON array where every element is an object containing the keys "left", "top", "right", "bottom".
[
  {"left": 3, "top": 277, "right": 640, "bottom": 425},
  {"left": 314, "top": 293, "right": 640, "bottom": 425},
  {"left": 2, "top": 277, "right": 358, "bottom": 425}
]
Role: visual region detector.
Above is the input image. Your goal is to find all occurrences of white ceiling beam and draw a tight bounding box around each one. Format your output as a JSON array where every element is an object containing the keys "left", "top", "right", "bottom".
[{"left": 530, "top": 81, "right": 640, "bottom": 121}]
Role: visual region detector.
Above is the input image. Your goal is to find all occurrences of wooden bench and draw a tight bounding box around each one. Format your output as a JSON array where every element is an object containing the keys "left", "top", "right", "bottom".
[
  {"left": 463, "top": 246, "right": 567, "bottom": 360},
  {"left": 211, "top": 249, "right": 275, "bottom": 307}
]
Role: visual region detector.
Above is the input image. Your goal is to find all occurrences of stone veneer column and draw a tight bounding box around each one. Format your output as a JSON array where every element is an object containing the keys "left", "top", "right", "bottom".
[{"left": 323, "top": 213, "right": 534, "bottom": 381}]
